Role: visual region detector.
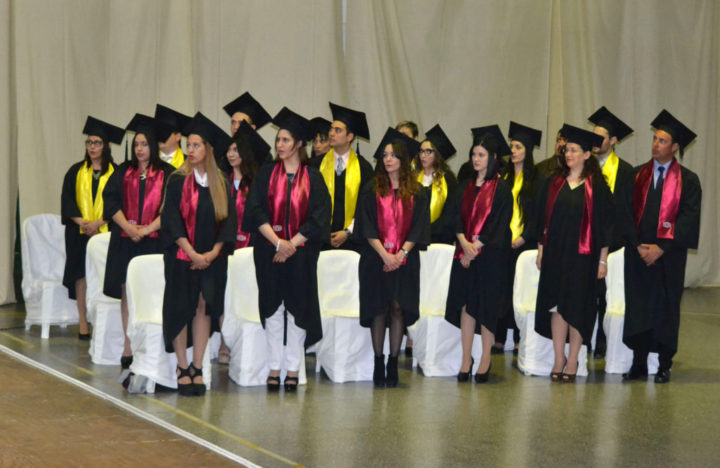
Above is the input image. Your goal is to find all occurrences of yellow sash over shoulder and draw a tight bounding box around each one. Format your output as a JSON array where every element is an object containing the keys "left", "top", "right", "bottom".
[
  {"left": 508, "top": 170, "right": 523, "bottom": 242},
  {"left": 602, "top": 150, "right": 619, "bottom": 193},
  {"left": 319, "top": 148, "right": 361, "bottom": 229},
  {"left": 75, "top": 162, "right": 113, "bottom": 233},
  {"left": 417, "top": 171, "right": 448, "bottom": 223},
  {"left": 168, "top": 148, "right": 185, "bottom": 169}
]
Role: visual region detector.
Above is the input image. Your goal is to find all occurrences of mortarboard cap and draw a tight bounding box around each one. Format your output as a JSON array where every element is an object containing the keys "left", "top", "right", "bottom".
[
  {"left": 587, "top": 106, "right": 633, "bottom": 141},
  {"left": 471, "top": 124, "right": 511, "bottom": 157},
  {"left": 560, "top": 123, "right": 604, "bottom": 152},
  {"left": 154, "top": 104, "right": 192, "bottom": 134},
  {"left": 233, "top": 121, "right": 271, "bottom": 167},
  {"left": 223, "top": 92, "right": 272, "bottom": 129},
  {"left": 309, "top": 117, "right": 332, "bottom": 137},
  {"left": 329, "top": 102, "right": 370, "bottom": 140},
  {"left": 182, "top": 112, "right": 229, "bottom": 152},
  {"left": 650, "top": 109, "right": 697, "bottom": 152},
  {"left": 83, "top": 116, "right": 124, "bottom": 145},
  {"left": 424, "top": 124, "right": 457, "bottom": 160},
  {"left": 126, "top": 113, "right": 174, "bottom": 143},
  {"left": 372, "top": 127, "right": 421, "bottom": 160},
  {"left": 508, "top": 121, "right": 542, "bottom": 149},
  {"left": 272, "top": 107, "right": 313, "bottom": 142}
]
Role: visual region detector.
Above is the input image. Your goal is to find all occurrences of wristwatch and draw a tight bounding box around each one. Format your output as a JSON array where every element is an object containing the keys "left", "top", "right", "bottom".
[{"left": 400, "top": 248, "right": 409, "bottom": 256}]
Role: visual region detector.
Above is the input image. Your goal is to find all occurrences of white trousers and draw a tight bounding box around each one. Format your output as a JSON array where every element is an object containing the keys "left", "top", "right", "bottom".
[{"left": 265, "top": 302, "right": 306, "bottom": 372}]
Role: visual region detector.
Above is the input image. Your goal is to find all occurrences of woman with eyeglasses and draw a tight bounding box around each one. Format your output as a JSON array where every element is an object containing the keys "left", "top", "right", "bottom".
[
  {"left": 356, "top": 128, "right": 430, "bottom": 388},
  {"left": 61, "top": 116, "right": 124, "bottom": 340},
  {"left": 445, "top": 126, "right": 513, "bottom": 383}
]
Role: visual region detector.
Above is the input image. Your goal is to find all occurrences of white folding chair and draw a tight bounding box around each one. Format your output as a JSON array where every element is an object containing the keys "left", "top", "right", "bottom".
[
  {"left": 21, "top": 214, "right": 77, "bottom": 338},
  {"left": 224, "top": 247, "right": 307, "bottom": 387},
  {"left": 85, "top": 232, "right": 124, "bottom": 365},
  {"left": 408, "top": 244, "right": 481, "bottom": 376},
  {"left": 125, "top": 254, "right": 212, "bottom": 393},
  {"left": 514, "top": 249, "right": 589, "bottom": 377},
  {"left": 603, "top": 248, "right": 659, "bottom": 374}
]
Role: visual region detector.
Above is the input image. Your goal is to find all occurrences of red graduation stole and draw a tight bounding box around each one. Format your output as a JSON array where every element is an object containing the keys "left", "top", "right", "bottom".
[
  {"left": 455, "top": 176, "right": 498, "bottom": 259},
  {"left": 542, "top": 174, "right": 594, "bottom": 255},
  {"left": 176, "top": 175, "right": 201, "bottom": 261},
  {"left": 267, "top": 162, "right": 310, "bottom": 243},
  {"left": 121, "top": 165, "right": 164, "bottom": 239},
  {"left": 231, "top": 173, "right": 251, "bottom": 249},
  {"left": 633, "top": 159, "right": 682, "bottom": 240},
  {"left": 376, "top": 190, "right": 414, "bottom": 265}
]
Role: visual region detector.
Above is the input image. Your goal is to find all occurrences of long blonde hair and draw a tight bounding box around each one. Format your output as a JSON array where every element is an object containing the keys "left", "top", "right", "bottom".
[{"left": 176, "top": 140, "right": 228, "bottom": 221}]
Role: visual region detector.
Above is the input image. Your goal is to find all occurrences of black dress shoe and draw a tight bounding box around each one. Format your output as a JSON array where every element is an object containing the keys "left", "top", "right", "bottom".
[
  {"left": 622, "top": 365, "right": 648, "bottom": 381},
  {"left": 654, "top": 368, "right": 671, "bottom": 383},
  {"left": 404, "top": 346, "right": 413, "bottom": 358},
  {"left": 373, "top": 355, "right": 386, "bottom": 387}
]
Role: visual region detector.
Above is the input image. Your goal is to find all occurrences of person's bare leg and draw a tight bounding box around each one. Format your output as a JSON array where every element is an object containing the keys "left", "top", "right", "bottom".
[
  {"left": 460, "top": 308, "right": 475, "bottom": 373},
  {"left": 551, "top": 312, "right": 568, "bottom": 373},
  {"left": 478, "top": 325, "right": 494, "bottom": 373},
  {"left": 75, "top": 278, "right": 89, "bottom": 335},
  {"left": 191, "top": 295, "right": 211, "bottom": 385},
  {"left": 565, "top": 325, "right": 583, "bottom": 375},
  {"left": 173, "top": 326, "right": 191, "bottom": 385},
  {"left": 120, "top": 285, "right": 132, "bottom": 357}
]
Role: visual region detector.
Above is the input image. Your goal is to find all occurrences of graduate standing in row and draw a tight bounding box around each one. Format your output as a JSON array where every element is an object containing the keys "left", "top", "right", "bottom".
[
  {"left": 103, "top": 114, "right": 175, "bottom": 368},
  {"left": 161, "top": 113, "right": 237, "bottom": 396},
  {"left": 155, "top": 104, "right": 191, "bottom": 169},
  {"left": 308, "top": 116, "right": 331, "bottom": 163},
  {"left": 357, "top": 128, "right": 430, "bottom": 387},
  {"left": 242, "top": 108, "right": 331, "bottom": 391},
  {"left": 61, "top": 117, "right": 124, "bottom": 339},
  {"left": 223, "top": 91, "right": 273, "bottom": 136},
  {"left": 622, "top": 110, "right": 701, "bottom": 384},
  {"left": 445, "top": 126, "right": 512, "bottom": 383}
]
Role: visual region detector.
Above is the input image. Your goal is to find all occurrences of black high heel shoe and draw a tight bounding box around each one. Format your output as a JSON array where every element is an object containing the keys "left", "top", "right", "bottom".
[
  {"left": 562, "top": 361, "right": 578, "bottom": 384},
  {"left": 550, "top": 358, "right": 567, "bottom": 383},
  {"left": 266, "top": 374, "right": 281, "bottom": 391},
  {"left": 474, "top": 362, "right": 492, "bottom": 384},
  {"left": 284, "top": 375, "right": 299, "bottom": 392},
  {"left": 120, "top": 355, "right": 133, "bottom": 370},
  {"left": 386, "top": 356, "right": 399, "bottom": 388},
  {"left": 373, "top": 355, "right": 386, "bottom": 387},
  {"left": 190, "top": 363, "right": 205, "bottom": 396},
  {"left": 457, "top": 357, "right": 474, "bottom": 382},
  {"left": 176, "top": 365, "right": 194, "bottom": 396}
]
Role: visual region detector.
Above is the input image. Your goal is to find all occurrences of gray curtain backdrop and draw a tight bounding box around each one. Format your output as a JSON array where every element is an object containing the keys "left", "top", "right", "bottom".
[{"left": 2, "top": 0, "right": 718, "bottom": 304}]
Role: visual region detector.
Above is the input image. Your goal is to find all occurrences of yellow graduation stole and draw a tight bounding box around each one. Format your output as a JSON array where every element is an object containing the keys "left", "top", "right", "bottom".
[
  {"left": 417, "top": 171, "right": 448, "bottom": 223},
  {"left": 601, "top": 151, "right": 619, "bottom": 193},
  {"left": 75, "top": 163, "right": 113, "bottom": 234},
  {"left": 319, "top": 148, "right": 361, "bottom": 229},
  {"left": 508, "top": 170, "right": 523, "bottom": 242},
  {"left": 167, "top": 148, "right": 185, "bottom": 169}
]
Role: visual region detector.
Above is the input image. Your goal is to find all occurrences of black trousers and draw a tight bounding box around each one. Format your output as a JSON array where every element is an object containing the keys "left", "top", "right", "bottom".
[
  {"left": 594, "top": 279, "right": 607, "bottom": 348},
  {"left": 628, "top": 330, "right": 675, "bottom": 371}
]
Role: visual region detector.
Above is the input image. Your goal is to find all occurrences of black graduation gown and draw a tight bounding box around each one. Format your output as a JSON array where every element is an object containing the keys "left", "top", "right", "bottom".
[
  {"left": 534, "top": 175, "right": 612, "bottom": 344},
  {"left": 356, "top": 184, "right": 430, "bottom": 328},
  {"left": 423, "top": 171, "right": 459, "bottom": 245},
  {"left": 607, "top": 157, "right": 635, "bottom": 252},
  {"left": 445, "top": 178, "right": 512, "bottom": 335},
  {"left": 456, "top": 161, "right": 474, "bottom": 184},
  {"left": 535, "top": 155, "right": 561, "bottom": 178},
  {"left": 61, "top": 161, "right": 116, "bottom": 299},
  {"left": 102, "top": 161, "right": 175, "bottom": 299},
  {"left": 242, "top": 163, "right": 331, "bottom": 348},
  {"left": 160, "top": 172, "right": 237, "bottom": 353},
  {"left": 622, "top": 164, "right": 701, "bottom": 353}
]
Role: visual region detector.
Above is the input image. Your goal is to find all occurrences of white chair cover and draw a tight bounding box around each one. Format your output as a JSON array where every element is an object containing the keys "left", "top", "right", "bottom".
[
  {"left": 514, "top": 250, "right": 589, "bottom": 377},
  {"left": 85, "top": 233, "right": 124, "bottom": 365},
  {"left": 408, "top": 244, "right": 482, "bottom": 376},
  {"left": 125, "top": 254, "right": 212, "bottom": 393},
  {"left": 314, "top": 249, "right": 374, "bottom": 382},
  {"left": 21, "top": 214, "right": 77, "bottom": 338},
  {"left": 223, "top": 248, "right": 307, "bottom": 387},
  {"left": 603, "top": 248, "right": 659, "bottom": 374}
]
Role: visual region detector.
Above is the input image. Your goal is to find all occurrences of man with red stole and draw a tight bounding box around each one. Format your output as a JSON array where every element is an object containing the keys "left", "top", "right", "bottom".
[{"left": 622, "top": 110, "right": 701, "bottom": 384}]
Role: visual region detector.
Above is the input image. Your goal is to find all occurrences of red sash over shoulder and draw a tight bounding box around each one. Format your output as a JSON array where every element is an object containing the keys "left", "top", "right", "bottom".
[
  {"left": 176, "top": 175, "right": 200, "bottom": 261},
  {"left": 376, "top": 191, "right": 414, "bottom": 264},
  {"left": 231, "top": 173, "right": 251, "bottom": 249},
  {"left": 121, "top": 166, "right": 164, "bottom": 239},
  {"left": 267, "top": 162, "right": 310, "bottom": 242},
  {"left": 455, "top": 176, "right": 498, "bottom": 259},
  {"left": 542, "top": 174, "right": 593, "bottom": 255},
  {"left": 633, "top": 159, "right": 682, "bottom": 240}
]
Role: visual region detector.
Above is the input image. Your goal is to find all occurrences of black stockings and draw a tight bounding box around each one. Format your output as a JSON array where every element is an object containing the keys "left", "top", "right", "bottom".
[{"left": 371, "top": 301, "right": 404, "bottom": 358}]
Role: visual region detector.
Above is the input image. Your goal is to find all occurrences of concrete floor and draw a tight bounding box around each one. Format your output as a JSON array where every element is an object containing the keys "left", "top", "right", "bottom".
[{"left": 1, "top": 287, "right": 719, "bottom": 467}]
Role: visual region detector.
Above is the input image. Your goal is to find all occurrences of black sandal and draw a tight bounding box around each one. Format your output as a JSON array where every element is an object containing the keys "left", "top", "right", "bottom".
[
  {"left": 190, "top": 363, "right": 205, "bottom": 396},
  {"left": 284, "top": 375, "right": 299, "bottom": 392},
  {"left": 176, "top": 366, "right": 194, "bottom": 396},
  {"left": 267, "top": 374, "right": 281, "bottom": 391}
]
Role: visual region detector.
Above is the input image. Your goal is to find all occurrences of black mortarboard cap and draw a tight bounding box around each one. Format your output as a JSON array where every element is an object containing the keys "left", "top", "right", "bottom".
[
  {"left": 154, "top": 104, "right": 192, "bottom": 133},
  {"left": 471, "top": 124, "right": 511, "bottom": 157},
  {"left": 508, "top": 121, "right": 543, "bottom": 149},
  {"left": 560, "top": 123, "right": 604, "bottom": 152},
  {"left": 223, "top": 92, "right": 272, "bottom": 129},
  {"left": 125, "top": 113, "right": 174, "bottom": 143},
  {"left": 309, "top": 117, "right": 332, "bottom": 137},
  {"left": 182, "top": 112, "right": 228, "bottom": 151},
  {"left": 588, "top": 106, "right": 633, "bottom": 141},
  {"left": 424, "top": 124, "right": 457, "bottom": 160},
  {"left": 233, "top": 121, "right": 271, "bottom": 167},
  {"left": 650, "top": 109, "right": 697, "bottom": 152},
  {"left": 372, "top": 127, "right": 421, "bottom": 160},
  {"left": 329, "top": 102, "right": 370, "bottom": 140},
  {"left": 272, "top": 107, "right": 313, "bottom": 142},
  {"left": 83, "top": 116, "right": 124, "bottom": 145}
]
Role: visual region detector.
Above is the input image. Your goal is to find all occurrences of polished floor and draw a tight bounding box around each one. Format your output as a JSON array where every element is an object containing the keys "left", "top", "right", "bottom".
[{"left": 1, "top": 287, "right": 719, "bottom": 467}]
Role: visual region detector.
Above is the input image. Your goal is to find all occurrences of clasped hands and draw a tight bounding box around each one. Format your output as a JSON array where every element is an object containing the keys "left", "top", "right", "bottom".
[
  {"left": 637, "top": 243, "right": 664, "bottom": 266},
  {"left": 460, "top": 239, "right": 483, "bottom": 269}
]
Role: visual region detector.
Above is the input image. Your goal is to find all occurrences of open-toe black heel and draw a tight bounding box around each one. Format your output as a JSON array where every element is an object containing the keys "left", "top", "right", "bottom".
[
  {"left": 284, "top": 375, "right": 299, "bottom": 392},
  {"left": 550, "top": 358, "right": 567, "bottom": 383},
  {"left": 267, "top": 374, "right": 281, "bottom": 391},
  {"left": 457, "top": 357, "right": 474, "bottom": 382},
  {"left": 190, "top": 363, "right": 205, "bottom": 396},
  {"left": 176, "top": 366, "right": 194, "bottom": 396},
  {"left": 120, "top": 355, "right": 133, "bottom": 370}
]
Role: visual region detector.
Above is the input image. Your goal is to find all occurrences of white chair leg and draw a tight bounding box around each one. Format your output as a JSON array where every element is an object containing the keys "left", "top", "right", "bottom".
[{"left": 41, "top": 324, "right": 50, "bottom": 339}]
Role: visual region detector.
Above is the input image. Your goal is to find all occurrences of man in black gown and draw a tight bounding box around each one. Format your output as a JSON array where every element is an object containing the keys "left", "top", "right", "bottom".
[
  {"left": 534, "top": 129, "right": 567, "bottom": 178},
  {"left": 622, "top": 110, "right": 701, "bottom": 383}
]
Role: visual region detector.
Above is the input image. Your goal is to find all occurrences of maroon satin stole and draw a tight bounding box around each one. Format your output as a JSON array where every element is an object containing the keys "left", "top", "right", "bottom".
[
  {"left": 267, "top": 162, "right": 310, "bottom": 243},
  {"left": 376, "top": 190, "right": 414, "bottom": 264},
  {"left": 231, "top": 173, "right": 251, "bottom": 249},
  {"left": 633, "top": 159, "right": 682, "bottom": 240},
  {"left": 176, "top": 175, "right": 201, "bottom": 261},
  {"left": 542, "top": 174, "right": 593, "bottom": 255},
  {"left": 454, "top": 176, "right": 498, "bottom": 259},
  {"left": 121, "top": 166, "right": 164, "bottom": 239}
]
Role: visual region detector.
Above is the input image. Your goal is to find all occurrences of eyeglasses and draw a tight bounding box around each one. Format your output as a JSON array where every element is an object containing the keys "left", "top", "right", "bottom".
[
  {"left": 419, "top": 149, "right": 435, "bottom": 155},
  {"left": 85, "top": 139, "right": 103, "bottom": 147}
]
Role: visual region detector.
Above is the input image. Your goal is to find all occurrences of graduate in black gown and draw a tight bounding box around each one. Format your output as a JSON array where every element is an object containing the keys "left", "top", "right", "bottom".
[
  {"left": 534, "top": 129, "right": 567, "bottom": 178},
  {"left": 445, "top": 126, "right": 512, "bottom": 383},
  {"left": 223, "top": 91, "right": 273, "bottom": 164},
  {"left": 356, "top": 128, "right": 429, "bottom": 387},
  {"left": 494, "top": 122, "right": 546, "bottom": 354},
  {"left": 242, "top": 107, "right": 330, "bottom": 391},
  {"left": 414, "top": 124, "right": 458, "bottom": 245},
  {"left": 61, "top": 116, "right": 124, "bottom": 339},
  {"left": 308, "top": 116, "right": 331, "bottom": 164},
  {"left": 161, "top": 112, "right": 237, "bottom": 396},
  {"left": 103, "top": 114, "right": 175, "bottom": 368},
  {"left": 622, "top": 110, "right": 701, "bottom": 384},
  {"left": 535, "top": 124, "right": 611, "bottom": 383}
]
